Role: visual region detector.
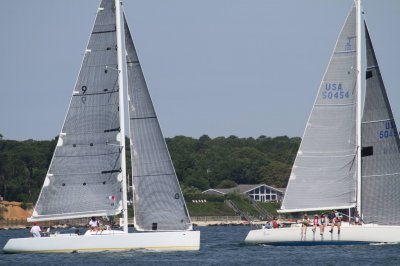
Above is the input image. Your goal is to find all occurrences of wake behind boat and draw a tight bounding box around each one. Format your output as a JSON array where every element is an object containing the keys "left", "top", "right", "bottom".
[
  {"left": 3, "top": 0, "right": 199, "bottom": 253},
  {"left": 245, "top": 0, "right": 400, "bottom": 245}
]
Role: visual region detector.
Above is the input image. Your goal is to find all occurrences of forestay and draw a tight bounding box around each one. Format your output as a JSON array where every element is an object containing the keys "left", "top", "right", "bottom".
[
  {"left": 281, "top": 3, "right": 358, "bottom": 212},
  {"left": 124, "top": 16, "right": 191, "bottom": 231},
  {"left": 30, "top": 0, "right": 123, "bottom": 221},
  {"left": 361, "top": 22, "right": 400, "bottom": 225}
]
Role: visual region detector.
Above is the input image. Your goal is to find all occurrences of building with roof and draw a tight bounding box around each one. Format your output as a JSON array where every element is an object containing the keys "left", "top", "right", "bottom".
[{"left": 202, "top": 184, "right": 285, "bottom": 202}]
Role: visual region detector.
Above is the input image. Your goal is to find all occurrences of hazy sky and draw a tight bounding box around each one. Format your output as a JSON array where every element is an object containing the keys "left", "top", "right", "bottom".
[{"left": 1, "top": 0, "right": 399, "bottom": 140}]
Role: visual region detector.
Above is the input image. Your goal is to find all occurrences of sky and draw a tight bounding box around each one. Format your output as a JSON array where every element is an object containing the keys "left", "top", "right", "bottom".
[{"left": 1, "top": 0, "right": 399, "bottom": 141}]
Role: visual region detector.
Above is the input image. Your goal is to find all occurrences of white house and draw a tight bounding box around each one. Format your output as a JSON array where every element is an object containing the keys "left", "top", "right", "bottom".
[{"left": 202, "top": 184, "right": 285, "bottom": 202}]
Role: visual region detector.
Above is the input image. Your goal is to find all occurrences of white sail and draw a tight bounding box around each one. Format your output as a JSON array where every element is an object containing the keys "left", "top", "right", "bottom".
[
  {"left": 281, "top": 3, "right": 358, "bottom": 212},
  {"left": 30, "top": 0, "right": 123, "bottom": 221},
  {"left": 124, "top": 16, "right": 192, "bottom": 231}
]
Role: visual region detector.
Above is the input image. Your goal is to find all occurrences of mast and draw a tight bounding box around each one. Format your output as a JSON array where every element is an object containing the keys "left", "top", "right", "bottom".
[
  {"left": 115, "top": 0, "right": 128, "bottom": 233},
  {"left": 356, "top": 0, "right": 362, "bottom": 216}
]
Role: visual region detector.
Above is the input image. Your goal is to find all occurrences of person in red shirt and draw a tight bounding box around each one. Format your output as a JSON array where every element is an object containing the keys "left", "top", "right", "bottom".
[{"left": 272, "top": 217, "right": 280, "bottom": 229}]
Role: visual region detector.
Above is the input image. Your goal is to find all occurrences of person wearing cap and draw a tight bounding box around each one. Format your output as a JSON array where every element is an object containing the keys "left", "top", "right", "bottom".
[{"left": 30, "top": 221, "right": 42, "bottom": 238}]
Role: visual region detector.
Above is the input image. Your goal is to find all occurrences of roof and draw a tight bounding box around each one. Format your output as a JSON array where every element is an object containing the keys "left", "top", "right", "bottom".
[{"left": 202, "top": 184, "right": 285, "bottom": 195}]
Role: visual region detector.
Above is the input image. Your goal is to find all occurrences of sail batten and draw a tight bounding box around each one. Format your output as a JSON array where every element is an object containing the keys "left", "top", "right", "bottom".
[{"left": 281, "top": 3, "right": 358, "bottom": 212}]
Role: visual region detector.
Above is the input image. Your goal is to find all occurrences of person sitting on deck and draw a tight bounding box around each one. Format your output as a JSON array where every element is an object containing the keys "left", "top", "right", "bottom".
[
  {"left": 89, "top": 216, "right": 100, "bottom": 231},
  {"left": 30, "top": 221, "right": 41, "bottom": 238},
  {"left": 329, "top": 214, "right": 342, "bottom": 234},
  {"left": 354, "top": 211, "right": 361, "bottom": 225},
  {"left": 319, "top": 213, "right": 326, "bottom": 235},
  {"left": 312, "top": 214, "right": 319, "bottom": 233},
  {"left": 328, "top": 210, "right": 336, "bottom": 225},
  {"left": 301, "top": 214, "right": 309, "bottom": 235},
  {"left": 272, "top": 217, "right": 281, "bottom": 229},
  {"left": 264, "top": 221, "right": 272, "bottom": 229}
]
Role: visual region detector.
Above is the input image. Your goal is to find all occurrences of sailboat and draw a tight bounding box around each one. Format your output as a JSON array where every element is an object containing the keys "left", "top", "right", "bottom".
[
  {"left": 245, "top": 0, "right": 400, "bottom": 245},
  {"left": 3, "top": 0, "right": 200, "bottom": 253}
]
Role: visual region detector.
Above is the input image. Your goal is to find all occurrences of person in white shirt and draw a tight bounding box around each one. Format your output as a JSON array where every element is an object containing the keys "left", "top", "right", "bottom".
[
  {"left": 30, "top": 221, "right": 41, "bottom": 238},
  {"left": 89, "top": 216, "right": 100, "bottom": 231}
]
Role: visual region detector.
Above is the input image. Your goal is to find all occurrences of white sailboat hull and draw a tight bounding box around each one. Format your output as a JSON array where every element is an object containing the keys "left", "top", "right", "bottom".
[
  {"left": 245, "top": 224, "right": 400, "bottom": 245},
  {"left": 3, "top": 230, "right": 200, "bottom": 253}
]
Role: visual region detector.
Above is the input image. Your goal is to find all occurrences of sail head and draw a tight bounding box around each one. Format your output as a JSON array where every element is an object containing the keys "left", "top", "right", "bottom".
[{"left": 30, "top": 0, "right": 123, "bottom": 221}]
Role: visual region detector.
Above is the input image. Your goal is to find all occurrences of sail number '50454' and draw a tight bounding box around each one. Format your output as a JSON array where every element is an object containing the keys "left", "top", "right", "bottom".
[
  {"left": 322, "top": 83, "right": 350, "bottom": 99},
  {"left": 379, "top": 120, "right": 398, "bottom": 139}
]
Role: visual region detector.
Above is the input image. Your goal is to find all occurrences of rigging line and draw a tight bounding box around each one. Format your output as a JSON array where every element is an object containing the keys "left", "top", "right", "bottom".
[
  {"left": 348, "top": 145, "right": 358, "bottom": 170},
  {"left": 106, "top": 152, "right": 122, "bottom": 180}
]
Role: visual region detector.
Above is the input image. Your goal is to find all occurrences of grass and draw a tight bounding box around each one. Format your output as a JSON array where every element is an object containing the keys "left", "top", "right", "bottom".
[
  {"left": 258, "top": 202, "right": 280, "bottom": 216},
  {"left": 186, "top": 202, "right": 236, "bottom": 216},
  {"left": 226, "top": 194, "right": 260, "bottom": 217}
]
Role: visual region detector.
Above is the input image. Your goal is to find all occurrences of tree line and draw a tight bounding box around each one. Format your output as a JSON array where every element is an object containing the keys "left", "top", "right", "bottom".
[{"left": 0, "top": 134, "right": 300, "bottom": 203}]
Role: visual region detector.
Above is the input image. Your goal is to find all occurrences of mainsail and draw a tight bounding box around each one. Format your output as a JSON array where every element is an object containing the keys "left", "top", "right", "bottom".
[
  {"left": 124, "top": 16, "right": 192, "bottom": 231},
  {"left": 361, "top": 22, "right": 400, "bottom": 225},
  {"left": 281, "top": 3, "right": 358, "bottom": 212},
  {"left": 30, "top": 0, "right": 123, "bottom": 221}
]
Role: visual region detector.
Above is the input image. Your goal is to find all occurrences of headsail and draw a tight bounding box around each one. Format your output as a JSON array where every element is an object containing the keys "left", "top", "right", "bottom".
[
  {"left": 281, "top": 3, "right": 358, "bottom": 212},
  {"left": 124, "top": 15, "right": 192, "bottom": 231},
  {"left": 361, "top": 22, "right": 400, "bottom": 225},
  {"left": 30, "top": 0, "right": 123, "bottom": 221}
]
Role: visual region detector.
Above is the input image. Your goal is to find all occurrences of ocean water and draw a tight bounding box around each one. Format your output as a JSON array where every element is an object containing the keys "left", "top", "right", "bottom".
[{"left": 1, "top": 225, "right": 400, "bottom": 265}]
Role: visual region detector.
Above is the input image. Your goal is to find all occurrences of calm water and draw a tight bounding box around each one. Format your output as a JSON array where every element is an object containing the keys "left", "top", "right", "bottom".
[{"left": 1, "top": 225, "right": 400, "bottom": 265}]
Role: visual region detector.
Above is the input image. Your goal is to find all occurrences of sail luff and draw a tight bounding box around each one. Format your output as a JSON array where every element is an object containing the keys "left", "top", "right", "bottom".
[
  {"left": 114, "top": 0, "right": 128, "bottom": 233},
  {"left": 355, "top": 0, "right": 362, "bottom": 216}
]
